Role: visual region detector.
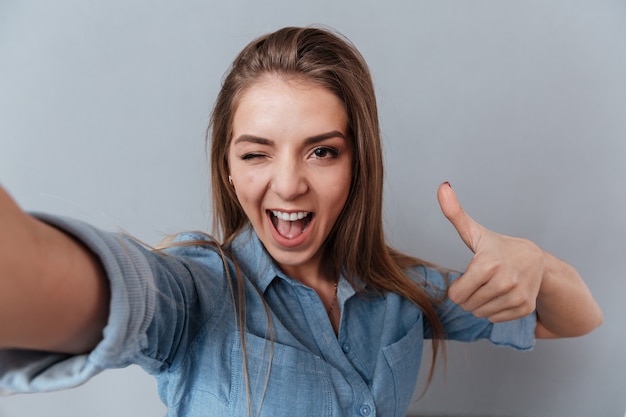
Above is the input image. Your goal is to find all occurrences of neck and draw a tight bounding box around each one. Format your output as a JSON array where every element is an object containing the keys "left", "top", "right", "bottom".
[{"left": 278, "top": 253, "right": 336, "bottom": 289}]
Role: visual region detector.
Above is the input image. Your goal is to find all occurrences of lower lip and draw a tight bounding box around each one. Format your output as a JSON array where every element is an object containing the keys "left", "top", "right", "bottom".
[{"left": 267, "top": 212, "right": 314, "bottom": 248}]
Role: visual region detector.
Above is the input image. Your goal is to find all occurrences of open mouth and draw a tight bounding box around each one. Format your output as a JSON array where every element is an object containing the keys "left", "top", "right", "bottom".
[{"left": 268, "top": 210, "right": 313, "bottom": 239}]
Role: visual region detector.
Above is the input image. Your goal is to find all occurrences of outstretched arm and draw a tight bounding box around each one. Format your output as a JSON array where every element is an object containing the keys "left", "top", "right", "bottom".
[
  {"left": 0, "top": 185, "right": 109, "bottom": 353},
  {"left": 436, "top": 182, "right": 603, "bottom": 338}
]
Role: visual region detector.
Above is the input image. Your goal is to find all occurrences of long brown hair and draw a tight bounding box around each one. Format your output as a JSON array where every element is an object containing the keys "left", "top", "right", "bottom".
[{"left": 209, "top": 26, "right": 446, "bottom": 383}]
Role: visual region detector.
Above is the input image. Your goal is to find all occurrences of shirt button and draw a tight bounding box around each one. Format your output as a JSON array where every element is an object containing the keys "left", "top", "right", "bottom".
[
  {"left": 359, "top": 404, "right": 371, "bottom": 416},
  {"left": 342, "top": 343, "right": 351, "bottom": 353}
]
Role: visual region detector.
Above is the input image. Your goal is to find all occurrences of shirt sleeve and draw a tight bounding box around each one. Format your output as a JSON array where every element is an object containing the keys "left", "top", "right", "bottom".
[
  {"left": 0, "top": 213, "right": 229, "bottom": 395},
  {"left": 418, "top": 266, "right": 536, "bottom": 351}
]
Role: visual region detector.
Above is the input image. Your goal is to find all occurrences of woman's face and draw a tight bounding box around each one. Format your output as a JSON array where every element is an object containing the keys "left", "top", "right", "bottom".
[{"left": 228, "top": 77, "right": 352, "bottom": 282}]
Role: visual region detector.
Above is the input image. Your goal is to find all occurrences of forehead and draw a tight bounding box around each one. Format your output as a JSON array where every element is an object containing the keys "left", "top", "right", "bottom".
[{"left": 231, "top": 76, "right": 348, "bottom": 140}]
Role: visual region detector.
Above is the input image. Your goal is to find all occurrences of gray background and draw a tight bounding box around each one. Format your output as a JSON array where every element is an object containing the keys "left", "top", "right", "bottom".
[{"left": 0, "top": 1, "right": 624, "bottom": 416}]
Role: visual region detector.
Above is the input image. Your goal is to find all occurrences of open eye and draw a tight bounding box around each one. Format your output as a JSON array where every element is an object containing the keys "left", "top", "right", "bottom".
[{"left": 311, "top": 146, "right": 339, "bottom": 159}]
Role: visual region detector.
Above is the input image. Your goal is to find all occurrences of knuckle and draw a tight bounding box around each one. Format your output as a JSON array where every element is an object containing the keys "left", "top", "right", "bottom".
[
  {"left": 522, "top": 300, "right": 537, "bottom": 316},
  {"left": 447, "top": 287, "right": 460, "bottom": 303},
  {"left": 514, "top": 301, "right": 535, "bottom": 318},
  {"left": 510, "top": 292, "right": 527, "bottom": 307},
  {"left": 458, "top": 300, "right": 468, "bottom": 310},
  {"left": 473, "top": 309, "right": 486, "bottom": 319},
  {"left": 494, "top": 276, "right": 516, "bottom": 294}
]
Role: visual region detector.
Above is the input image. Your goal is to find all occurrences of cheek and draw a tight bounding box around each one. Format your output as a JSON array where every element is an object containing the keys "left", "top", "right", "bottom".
[
  {"left": 233, "top": 173, "right": 266, "bottom": 213},
  {"left": 322, "top": 166, "right": 352, "bottom": 210}
]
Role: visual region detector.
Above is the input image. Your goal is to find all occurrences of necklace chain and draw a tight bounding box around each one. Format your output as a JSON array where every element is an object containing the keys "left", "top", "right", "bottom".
[{"left": 327, "top": 280, "right": 339, "bottom": 316}]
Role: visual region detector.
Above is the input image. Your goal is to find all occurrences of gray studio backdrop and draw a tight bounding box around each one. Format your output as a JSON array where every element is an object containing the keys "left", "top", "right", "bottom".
[{"left": 0, "top": 1, "right": 624, "bottom": 416}]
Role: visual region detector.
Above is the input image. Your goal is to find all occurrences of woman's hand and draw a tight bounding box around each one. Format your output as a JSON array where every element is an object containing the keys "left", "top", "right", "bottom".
[{"left": 437, "top": 182, "right": 602, "bottom": 338}]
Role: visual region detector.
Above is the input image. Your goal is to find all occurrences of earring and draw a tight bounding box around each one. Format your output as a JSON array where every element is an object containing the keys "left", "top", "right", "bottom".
[{"left": 228, "top": 175, "right": 233, "bottom": 185}]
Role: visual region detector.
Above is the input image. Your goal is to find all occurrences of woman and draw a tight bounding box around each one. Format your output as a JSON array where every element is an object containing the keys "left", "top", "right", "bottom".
[{"left": 0, "top": 27, "right": 602, "bottom": 417}]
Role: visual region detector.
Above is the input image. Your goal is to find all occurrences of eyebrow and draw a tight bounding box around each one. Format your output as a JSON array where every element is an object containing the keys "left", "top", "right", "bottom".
[{"left": 233, "top": 130, "right": 347, "bottom": 146}]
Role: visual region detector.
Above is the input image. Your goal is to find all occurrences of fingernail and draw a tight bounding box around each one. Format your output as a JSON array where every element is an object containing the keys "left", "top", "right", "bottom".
[{"left": 444, "top": 181, "right": 451, "bottom": 188}]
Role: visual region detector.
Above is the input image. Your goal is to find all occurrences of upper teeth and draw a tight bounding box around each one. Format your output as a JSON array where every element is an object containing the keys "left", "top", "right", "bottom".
[{"left": 271, "top": 210, "right": 309, "bottom": 221}]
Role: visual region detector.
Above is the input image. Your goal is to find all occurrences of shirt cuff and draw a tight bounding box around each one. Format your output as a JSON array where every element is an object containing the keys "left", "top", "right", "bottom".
[
  {"left": 0, "top": 213, "right": 155, "bottom": 394},
  {"left": 489, "top": 311, "right": 537, "bottom": 351}
]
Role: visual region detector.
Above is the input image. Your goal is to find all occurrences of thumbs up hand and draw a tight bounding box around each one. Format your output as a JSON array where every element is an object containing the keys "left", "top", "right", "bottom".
[{"left": 437, "top": 182, "right": 544, "bottom": 323}]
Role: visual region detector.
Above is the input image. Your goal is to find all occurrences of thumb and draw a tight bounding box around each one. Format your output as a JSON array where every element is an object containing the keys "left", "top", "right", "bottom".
[{"left": 437, "top": 182, "right": 483, "bottom": 253}]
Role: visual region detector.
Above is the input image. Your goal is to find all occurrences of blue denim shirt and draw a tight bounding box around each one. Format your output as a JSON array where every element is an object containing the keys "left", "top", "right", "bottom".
[{"left": 0, "top": 214, "right": 535, "bottom": 417}]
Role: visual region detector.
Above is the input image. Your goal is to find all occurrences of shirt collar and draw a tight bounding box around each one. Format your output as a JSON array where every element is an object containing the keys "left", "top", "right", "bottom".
[
  {"left": 227, "top": 224, "right": 285, "bottom": 293},
  {"left": 227, "top": 224, "right": 360, "bottom": 300}
]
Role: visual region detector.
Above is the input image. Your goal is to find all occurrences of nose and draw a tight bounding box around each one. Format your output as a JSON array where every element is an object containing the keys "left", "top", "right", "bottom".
[{"left": 270, "top": 159, "right": 308, "bottom": 201}]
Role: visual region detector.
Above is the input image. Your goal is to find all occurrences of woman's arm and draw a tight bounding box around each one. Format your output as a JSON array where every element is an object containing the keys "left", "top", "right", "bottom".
[
  {"left": 0, "top": 185, "right": 109, "bottom": 353},
  {"left": 533, "top": 250, "right": 602, "bottom": 338},
  {"left": 436, "top": 182, "right": 603, "bottom": 338}
]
